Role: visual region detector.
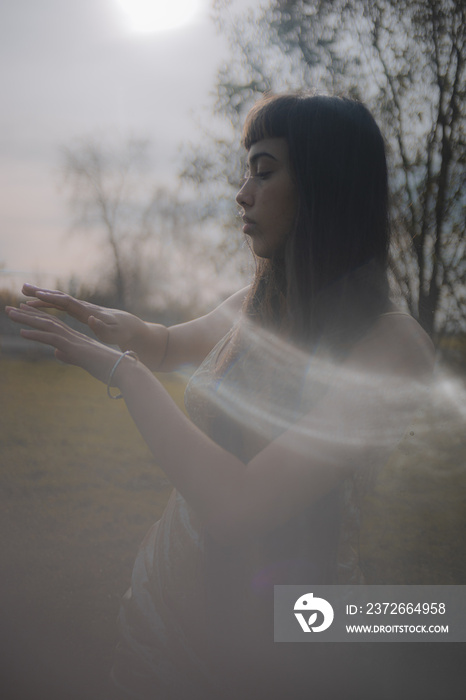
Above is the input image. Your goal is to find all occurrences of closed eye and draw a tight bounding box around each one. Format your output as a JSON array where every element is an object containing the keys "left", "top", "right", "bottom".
[{"left": 240, "top": 169, "right": 272, "bottom": 184}]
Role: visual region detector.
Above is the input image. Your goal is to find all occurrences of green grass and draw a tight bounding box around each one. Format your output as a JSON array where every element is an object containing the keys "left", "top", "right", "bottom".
[
  {"left": 1, "top": 356, "right": 466, "bottom": 697},
  {"left": 2, "top": 356, "right": 465, "bottom": 584},
  {"left": 360, "top": 384, "right": 466, "bottom": 584},
  {"left": 0, "top": 358, "right": 182, "bottom": 534},
  {"left": 0, "top": 356, "right": 187, "bottom": 698}
]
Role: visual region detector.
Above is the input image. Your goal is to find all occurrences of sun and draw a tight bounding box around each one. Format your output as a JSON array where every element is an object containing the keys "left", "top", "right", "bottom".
[{"left": 116, "top": 0, "right": 202, "bottom": 34}]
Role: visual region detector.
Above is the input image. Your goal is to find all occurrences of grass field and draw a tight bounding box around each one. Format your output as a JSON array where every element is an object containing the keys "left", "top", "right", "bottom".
[
  {"left": 1, "top": 356, "right": 466, "bottom": 698},
  {"left": 0, "top": 357, "right": 183, "bottom": 699}
]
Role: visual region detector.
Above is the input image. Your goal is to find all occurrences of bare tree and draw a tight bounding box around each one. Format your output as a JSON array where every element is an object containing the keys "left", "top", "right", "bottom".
[
  {"left": 61, "top": 137, "right": 171, "bottom": 310},
  {"left": 61, "top": 135, "right": 242, "bottom": 317},
  {"left": 186, "top": 0, "right": 466, "bottom": 336}
]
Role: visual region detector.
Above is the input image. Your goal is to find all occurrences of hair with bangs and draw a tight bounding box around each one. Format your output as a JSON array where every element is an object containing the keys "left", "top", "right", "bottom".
[{"left": 240, "top": 92, "right": 391, "bottom": 356}]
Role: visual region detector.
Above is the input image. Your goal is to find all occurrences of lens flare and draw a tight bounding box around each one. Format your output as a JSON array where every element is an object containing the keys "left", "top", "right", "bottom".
[
  {"left": 116, "top": 0, "right": 202, "bottom": 34},
  {"left": 184, "top": 318, "right": 445, "bottom": 464}
]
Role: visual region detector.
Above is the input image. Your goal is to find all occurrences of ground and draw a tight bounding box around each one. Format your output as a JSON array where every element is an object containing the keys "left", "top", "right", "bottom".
[
  {"left": 0, "top": 358, "right": 178, "bottom": 699},
  {"left": 1, "top": 356, "right": 466, "bottom": 699}
]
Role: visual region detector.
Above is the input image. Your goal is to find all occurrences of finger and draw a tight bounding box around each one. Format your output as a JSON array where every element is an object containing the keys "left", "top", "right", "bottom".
[
  {"left": 19, "top": 303, "right": 51, "bottom": 314},
  {"left": 19, "top": 328, "right": 77, "bottom": 366},
  {"left": 23, "top": 288, "right": 90, "bottom": 321},
  {"left": 14, "top": 308, "right": 93, "bottom": 349},
  {"left": 25, "top": 296, "right": 112, "bottom": 328},
  {"left": 19, "top": 327, "right": 67, "bottom": 351},
  {"left": 8, "top": 307, "right": 55, "bottom": 327},
  {"left": 8, "top": 306, "right": 71, "bottom": 334},
  {"left": 23, "top": 284, "right": 117, "bottom": 326},
  {"left": 14, "top": 310, "right": 87, "bottom": 360},
  {"left": 88, "top": 307, "right": 117, "bottom": 324},
  {"left": 32, "top": 290, "right": 74, "bottom": 312},
  {"left": 17, "top": 304, "right": 63, "bottom": 321},
  {"left": 88, "top": 315, "right": 118, "bottom": 342},
  {"left": 22, "top": 284, "right": 67, "bottom": 304},
  {"left": 22, "top": 283, "right": 57, "bottom": 296},
  {"left": 25, "top": 299, "right": 60, "bottom": 309},
  {"left": 37, "top": 291, "right": 111, "bottom": 327},
  {"left": 5, "top": 306, "right": 37, "bottom": 321}
]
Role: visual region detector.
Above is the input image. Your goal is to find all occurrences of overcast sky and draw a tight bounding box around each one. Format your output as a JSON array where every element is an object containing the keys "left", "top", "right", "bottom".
[{"left": 0, "top": 0, "right": 234, "bottom": 290}]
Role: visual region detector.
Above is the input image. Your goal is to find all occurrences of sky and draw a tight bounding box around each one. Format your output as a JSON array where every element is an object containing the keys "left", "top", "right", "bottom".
[{"left": 0, "top": 0, "right": 234, "bottom": 292}]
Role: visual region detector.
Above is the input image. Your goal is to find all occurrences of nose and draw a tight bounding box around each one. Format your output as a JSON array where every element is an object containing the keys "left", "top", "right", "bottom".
[{"left": 235, "top": 179, "right": 254, "bottom": 208}]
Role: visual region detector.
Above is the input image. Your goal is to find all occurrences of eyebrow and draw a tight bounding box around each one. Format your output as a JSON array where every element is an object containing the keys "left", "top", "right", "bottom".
[{"left": 247, "top": 151, "right": 278, "bottom": 167}]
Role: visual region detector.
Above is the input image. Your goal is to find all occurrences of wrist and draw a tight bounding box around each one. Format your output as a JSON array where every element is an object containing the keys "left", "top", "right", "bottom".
[
  {"left": 132, "top": 323, "right": 169, "bottom": 372},
  {"left": 114, "top": 311, "right": 147, "bottom": 351},
  {"left": 107, "top": 350, "right": 139, "bottom": 399},
  {"left": 154, "top": 325, "right": 170, "bottom": 371}
]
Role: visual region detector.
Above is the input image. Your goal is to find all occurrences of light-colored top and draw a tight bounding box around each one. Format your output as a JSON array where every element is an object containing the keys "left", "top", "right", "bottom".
[{"left": 113, "top": 310, "right": 432, "bottom": 699}]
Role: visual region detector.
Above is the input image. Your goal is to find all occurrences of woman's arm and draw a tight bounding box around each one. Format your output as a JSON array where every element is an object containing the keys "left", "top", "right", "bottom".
[
  {"left": 147, "top": 286, "right": 249, "bottom": 371},
  {"left": 21, "top": 283, "right": 249, "bottom": 371},
  {"left": 5, "top": 304, "right": 434, "bottom": 546},
  {"left": 114, "top": 313, "right": 435, "bottom": 543}
]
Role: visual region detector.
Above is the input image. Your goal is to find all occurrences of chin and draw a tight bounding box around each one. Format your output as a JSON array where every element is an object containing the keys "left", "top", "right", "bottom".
[
  {"left": 253, "top": 250, "right": 273, "bottom": 260},
  {"left": 251, "top": 241, "right": 284, "bottom": 260},
  {"left": 250, "top": 240, "right": 272, "bottom": 259}
]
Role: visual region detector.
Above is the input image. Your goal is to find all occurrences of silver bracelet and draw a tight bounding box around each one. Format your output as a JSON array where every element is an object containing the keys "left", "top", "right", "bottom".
[{"left": 107, "top": 350, "right": 139, "bottom": 399}]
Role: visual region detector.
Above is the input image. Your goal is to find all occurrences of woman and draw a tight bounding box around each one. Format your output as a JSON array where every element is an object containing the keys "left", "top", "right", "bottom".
[{"left": 6, "top": 93, "right": 434, "bottom": 698}]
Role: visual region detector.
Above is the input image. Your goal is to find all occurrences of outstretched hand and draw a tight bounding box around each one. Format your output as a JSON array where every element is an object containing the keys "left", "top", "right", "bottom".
[
  {"left": 22, "top": 283, "right": 145, "bottom": 349},
  {"left": 5, "top": 303, "right": 122, "bottom": 385}
]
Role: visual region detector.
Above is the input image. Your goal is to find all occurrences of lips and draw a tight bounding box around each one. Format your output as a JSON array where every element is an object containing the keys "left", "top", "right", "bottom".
[{"left": 241, "top": 216, "right": 256, "bottom": 234}]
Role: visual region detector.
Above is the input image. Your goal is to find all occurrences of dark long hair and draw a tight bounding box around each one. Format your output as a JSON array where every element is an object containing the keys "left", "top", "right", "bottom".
[{"left": 242, "top": 92, "right": 391, "bottom": 357}]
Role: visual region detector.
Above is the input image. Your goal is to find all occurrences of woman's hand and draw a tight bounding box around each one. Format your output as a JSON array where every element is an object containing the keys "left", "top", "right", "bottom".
[
  {"left": 5, "top": 303, "right": 124, "bottom": 385},
  {"left": 22, "top": 283, "right": 146, "bottom": 350}
]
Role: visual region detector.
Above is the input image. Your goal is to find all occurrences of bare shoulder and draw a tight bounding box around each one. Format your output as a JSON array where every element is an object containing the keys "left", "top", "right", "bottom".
[
  {"left": 348, "top": 310, "right": 435, "bottom": 380},
  {"left": 213, "top": 285, "right": 250, "bottom": 317},
  {"left": 198, "top": 285, "right": 250, "bottom": 335}
]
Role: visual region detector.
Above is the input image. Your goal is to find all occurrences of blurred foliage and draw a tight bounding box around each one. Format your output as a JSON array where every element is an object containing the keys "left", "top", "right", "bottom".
[{"left": 361, "top": 381, "right": 466, "bottom": 583}]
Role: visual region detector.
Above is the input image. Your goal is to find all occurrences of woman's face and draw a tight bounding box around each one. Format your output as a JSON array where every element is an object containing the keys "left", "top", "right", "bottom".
[{"left": 236, "top": 138, "right": 297, "bottom": 259}]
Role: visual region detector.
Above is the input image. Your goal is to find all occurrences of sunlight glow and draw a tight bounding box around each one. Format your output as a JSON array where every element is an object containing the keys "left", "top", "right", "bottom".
[{"left": 116, "top": 0, "right": 202, "bottom": 34}]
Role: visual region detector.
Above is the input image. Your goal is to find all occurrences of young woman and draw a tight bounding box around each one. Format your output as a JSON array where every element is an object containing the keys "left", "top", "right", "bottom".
[{"left": 6, "top": 93, "right": 434, "bottom": 698}]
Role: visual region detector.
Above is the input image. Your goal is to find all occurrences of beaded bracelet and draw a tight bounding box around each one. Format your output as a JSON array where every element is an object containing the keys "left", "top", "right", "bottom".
[{"left": 107, "top": 350, "right": 139, "bottom": 399}]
